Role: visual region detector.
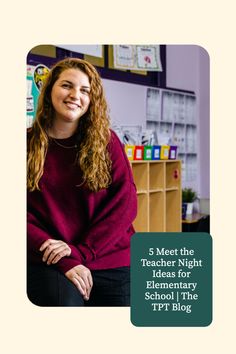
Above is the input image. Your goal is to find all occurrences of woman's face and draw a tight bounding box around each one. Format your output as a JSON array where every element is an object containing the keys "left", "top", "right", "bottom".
[{"left": 51, "top": 68, "right": 91, "bottom": 125}]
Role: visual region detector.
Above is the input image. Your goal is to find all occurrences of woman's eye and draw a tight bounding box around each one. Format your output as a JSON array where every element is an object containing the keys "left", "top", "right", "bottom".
[
  {"left": 61, "top": 84, "right": 71, "bottom": 89},
  {"left": 82, "top": 89, "right": 90, "bottom": 95}
]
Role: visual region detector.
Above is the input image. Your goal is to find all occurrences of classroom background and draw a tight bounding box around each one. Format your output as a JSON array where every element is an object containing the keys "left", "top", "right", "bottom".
[{"left": 26, "top": 44, "right": 210, "bottom": 233}]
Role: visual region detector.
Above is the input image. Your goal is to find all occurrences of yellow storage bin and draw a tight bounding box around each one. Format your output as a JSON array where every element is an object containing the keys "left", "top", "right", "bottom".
[
  {"left": 160, "top": 145, "right": 170, "bottom": 159},
  {"left": 125, "top": 145, "right": 135, "bottom": 160}
]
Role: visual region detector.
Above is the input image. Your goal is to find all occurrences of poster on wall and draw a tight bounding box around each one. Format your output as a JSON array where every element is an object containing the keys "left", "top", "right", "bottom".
[
  {"left": 26, "top": 64, "right": 49, "bottom": 128},
  {"left": 113, "top": 45, "right": 163, "bottom": 71}
]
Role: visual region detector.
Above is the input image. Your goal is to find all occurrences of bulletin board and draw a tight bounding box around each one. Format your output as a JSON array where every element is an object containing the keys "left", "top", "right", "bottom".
[
  {"left": 27, "top": 44, "right": 166, "bottom": 87},
  {"left": 26, "top": 44, "right": 166, "bottom": 124}
]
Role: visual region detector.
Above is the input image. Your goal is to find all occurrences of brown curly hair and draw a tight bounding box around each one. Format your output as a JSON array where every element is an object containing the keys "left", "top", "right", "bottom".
[{"left": 27, "top": 57, "right": 112, "bottom": 192}]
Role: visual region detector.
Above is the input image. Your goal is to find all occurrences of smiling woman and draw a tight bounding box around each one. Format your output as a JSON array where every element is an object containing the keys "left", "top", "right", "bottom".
[
  {"left": 27, "top": 58, "right": 137, "bottom": 307},
  {"left": 50, "top": 69, "right": 91, "bottom": 130}
]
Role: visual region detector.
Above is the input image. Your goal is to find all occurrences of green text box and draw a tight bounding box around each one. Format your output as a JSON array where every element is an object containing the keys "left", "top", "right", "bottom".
[{"left": 131, "top": 232, "right": 212, "bottom": 327}]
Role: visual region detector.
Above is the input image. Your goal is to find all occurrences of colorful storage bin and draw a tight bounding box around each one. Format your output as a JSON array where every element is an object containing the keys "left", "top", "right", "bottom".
[
  {"left": 152, "top": 145, "right": 161, "bottom": 160},
  {"left": 143, "top": 146, "right": 153, "bottom": 160},
  {"left": 134, "top": 146, "right": 144, "bottom": 160},
  {"left": 125, "top": 145, "right": 135, "bottom": 160},
  {"left": 169, "top": 145, "right": 178, "bottom": 160},
  {"left": 160, "top": 145, "right": 170, "bottom": 159},
  {"left": 125, "top": 144, "right": 177, "bottom": 161}
]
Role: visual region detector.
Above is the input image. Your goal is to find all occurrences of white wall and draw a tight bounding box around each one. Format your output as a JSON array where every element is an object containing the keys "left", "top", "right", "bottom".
[
  {"left": 102, "top": 79, "right": 147, "bottom": 128},
  {"left": 198, "top": 47, "right": 210, "bottom": 200},
  {"left": 166, "top": 45, "right": 199, "bottom": 92},
  {"left": 102, "top": 45, "right": 210, "bottom": 200},
  {"left": 166, "top": 45, "right": 210, "bottom": 200}
]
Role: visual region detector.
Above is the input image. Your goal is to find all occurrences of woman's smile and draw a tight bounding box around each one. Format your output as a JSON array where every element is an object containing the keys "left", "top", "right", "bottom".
[
  {"left": 64, "top": 100, "right": 81, "bottom": 110},
  {"left": 51, "top": 68, "right": 91, "bottom": 124}
]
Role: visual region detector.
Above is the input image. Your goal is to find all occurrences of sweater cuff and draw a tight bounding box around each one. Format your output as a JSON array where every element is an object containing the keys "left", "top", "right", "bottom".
[
  {"left": 55, "top": 245, "right": 83, "bottom": 274},
  {"left": 70, "top": 243, "right": 96, "bottom": 264},
  {"left": 56, "top": 257, "right": 82, "bottom": 274},
  {"left": 56, "top": 243, "right": 95, "bottom": 274}
]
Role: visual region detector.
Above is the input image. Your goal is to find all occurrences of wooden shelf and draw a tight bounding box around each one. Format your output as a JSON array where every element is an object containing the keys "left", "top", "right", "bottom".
[
  {"left": 166, "top": 187, "right": 179, "bottom": 191},
  {"left": 131, "top": 160, "right": 181, "bottom": 232},
  {"left": 133, "top": 194, "right": 149, "bottom": 232},
  {"left": 136, "top": 190, "right": 148, "bottom": 195},
  {"left": 149, "top": 189, "right": 164, "bottom": 193},
  {"left": 149, "top": 191, "right": 164, "bottom": 232}
]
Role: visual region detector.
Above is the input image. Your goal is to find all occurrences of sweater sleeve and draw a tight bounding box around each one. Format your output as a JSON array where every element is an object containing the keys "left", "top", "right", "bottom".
[
  {"left": 27, "top": 211, "right": 52, "bottom": 263},
  {"left": 56, "top": 131, "right": 138, "bottom": 273}
]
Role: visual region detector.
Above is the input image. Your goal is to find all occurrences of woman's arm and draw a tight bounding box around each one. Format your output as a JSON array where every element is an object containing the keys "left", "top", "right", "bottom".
[
  {"left": 28, "top": 212, "right": 93, "bottom": 299},
  {"left": 27, "top": 211, "right": 53, "bottom": 262},
  {"left": 28, "top": 131, "right": 137, "bottom": 274},
  {"left": 27, "top": 212, "right": 71, "bottom": 264},
  {"left": 55, "top": 131, "right": 138, "bottom": 273}
]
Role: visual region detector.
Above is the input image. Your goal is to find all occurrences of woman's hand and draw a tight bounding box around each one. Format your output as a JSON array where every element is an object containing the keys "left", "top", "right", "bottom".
[
  {"left": 65, "top": 265, "right": 93, "bottom": 301},
  {"left": 39, "top": 239, "right": 71, "bottom": 265}
]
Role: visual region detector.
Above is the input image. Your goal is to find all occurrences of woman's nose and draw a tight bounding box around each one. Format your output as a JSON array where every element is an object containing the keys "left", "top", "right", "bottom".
[{"left": 69, "top": 88, "right": 81, "bottom": 100}]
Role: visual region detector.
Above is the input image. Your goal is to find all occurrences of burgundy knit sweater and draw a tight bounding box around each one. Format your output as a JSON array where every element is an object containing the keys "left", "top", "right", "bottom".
[{"left": 27, "top": 130, "right": 137, "bottom": 274}]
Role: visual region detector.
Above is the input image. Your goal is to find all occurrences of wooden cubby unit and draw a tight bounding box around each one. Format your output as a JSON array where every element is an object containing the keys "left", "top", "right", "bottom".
[
  {"left": 131, "top": 160, "right": 181, "bottom": 232},
  {"left": 135, "top": 193, "right": 149, "bottom": 232},
  {"left": 149, "top": 191, "right": 164, "bottom": 232}
]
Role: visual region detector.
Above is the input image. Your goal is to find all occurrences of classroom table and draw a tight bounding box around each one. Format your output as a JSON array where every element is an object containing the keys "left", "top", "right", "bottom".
[{"left": 182, "top": 213, "right": 210, "bottom": 232}]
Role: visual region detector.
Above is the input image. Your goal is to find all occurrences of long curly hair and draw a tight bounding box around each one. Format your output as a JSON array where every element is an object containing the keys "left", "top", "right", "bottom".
[{"left": 27, "top": 57, "right": 112, "bottom": 192}]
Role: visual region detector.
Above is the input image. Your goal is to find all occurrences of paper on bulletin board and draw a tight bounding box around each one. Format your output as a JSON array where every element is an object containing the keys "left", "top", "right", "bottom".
[
  {"left": 113, "top": 45, "right": 163, "bottom": 71},
  {"left": 27, "top": 65, "right": 38, "bottom": 128},
  {"left": 56, "top": 45, "right": 103, "bottom": 58},
  {"left": 26, "top": 64, "right": 49, "bottom": 128}
]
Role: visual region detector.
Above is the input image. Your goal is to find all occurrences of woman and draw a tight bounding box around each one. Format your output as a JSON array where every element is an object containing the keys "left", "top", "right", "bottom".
[{"left": 27, "top": 57, "right": 137, "bottom": 306}]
